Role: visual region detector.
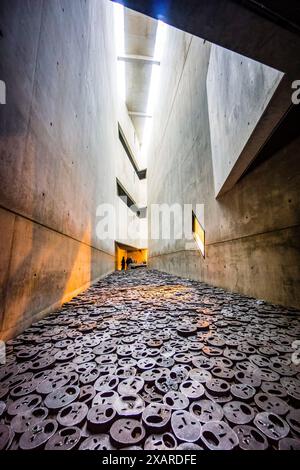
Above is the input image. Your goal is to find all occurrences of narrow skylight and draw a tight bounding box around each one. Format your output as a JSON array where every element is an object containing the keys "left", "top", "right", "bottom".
[{"left": 141, "top": 20, "right": 167, "bottom": 166}]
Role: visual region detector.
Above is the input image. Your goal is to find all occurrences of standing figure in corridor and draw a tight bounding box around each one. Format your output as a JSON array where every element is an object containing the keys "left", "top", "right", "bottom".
[{"left": 121, "top": 256, "right": 126, "bottom": 270}]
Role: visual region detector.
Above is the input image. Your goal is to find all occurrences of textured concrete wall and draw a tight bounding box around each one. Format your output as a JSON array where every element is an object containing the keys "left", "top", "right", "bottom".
[
  {"left": 148, "top": 28, "right": 300, "bottom": 308},
  {"left": 0, "top": 0, "right": 119, "bottom": 339},
  {"left": 207, "top": 45, "right": 283, "bottom": 196}
]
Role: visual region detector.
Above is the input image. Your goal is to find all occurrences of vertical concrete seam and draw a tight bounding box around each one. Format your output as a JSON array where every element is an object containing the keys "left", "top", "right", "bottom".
[{"left": 23, "top": 0, "right": 45, "bottom": 156}]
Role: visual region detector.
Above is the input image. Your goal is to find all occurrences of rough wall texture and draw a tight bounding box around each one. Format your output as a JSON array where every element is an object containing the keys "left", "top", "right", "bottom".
[
  {"left": 207, "top": 45, "right": 283, "bottom": 196},
  {"left": 148, "top": 29, "right": 300, "bottom": 309},
  {"left": 0, "top": 0, "right": 118, "bottom": 339}
]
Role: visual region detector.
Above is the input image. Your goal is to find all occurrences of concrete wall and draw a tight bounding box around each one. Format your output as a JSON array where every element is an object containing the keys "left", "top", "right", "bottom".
[
  {"left": 207, "top": 45, "right": 283, "bottom": 197},
  {"left": 148, "top": 27, "right": 300, "bottom": 308},
  {"left": 0, "top": 0, "right": 119, "bottom": 339}
]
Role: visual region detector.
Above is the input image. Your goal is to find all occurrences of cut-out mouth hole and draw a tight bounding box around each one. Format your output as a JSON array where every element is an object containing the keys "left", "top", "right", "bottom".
[
  {"left": 269, "top": 390, "right": 281, "bottom": 396},
  {"left": 147, "top": 415, "right": 163, "bottom": 424},
  {"left": 192, "top": 405, "right": 202, "bottom": 416},
  {"left": 259, "top": 395, "right": 268, "bottom": 402},
  {"left": 131, "top": 427, "right": 142, "bottom": 439},
  {"left": 290, "top": 418, "right": 298, "bottom": 428},
  {"left": 44, "top": 422, "right": 55, "bottom": 434},
  {"left": 163, "top": 435, "right": 176, "bottom": 448},
  {"left": 203, "top": 431, "right": 219, "bottom": 447},
  {"left": 240, "top": 405, "right": 252, "bottom": 415},
  {"left": 33, "top": 408, "right": 45, "bottom": 418},
  {"left": 60, "top": 406, "right": 72, "bottom": 417},
  {"left": 61, "top": 428, "right": 76, "bottom": 437},
  {"left": 29, "top": 398, "right": 39, "bottom": 407},
  {"left": 251, "top": 429, "right": 265, "bottom": 443}
]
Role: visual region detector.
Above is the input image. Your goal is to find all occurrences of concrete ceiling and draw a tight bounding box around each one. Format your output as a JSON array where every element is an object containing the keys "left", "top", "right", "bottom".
[{"left": 123, "top": 8, "right": 158, "bottom": 145}]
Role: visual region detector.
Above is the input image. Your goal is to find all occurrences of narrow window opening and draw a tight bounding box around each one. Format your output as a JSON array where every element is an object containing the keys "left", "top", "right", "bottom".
[
  {"left": 118, "top": 123, "right": 147, "bottom": 180},
  {"left": 192, "top": 211, "right": 205, "bottom": 258},
  {"left": 116, "top": 179, "right": 146, "bottom": 218}
]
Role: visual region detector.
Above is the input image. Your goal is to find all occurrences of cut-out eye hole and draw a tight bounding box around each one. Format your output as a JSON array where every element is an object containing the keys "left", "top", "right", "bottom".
[
  {"left": 33, "top": 408, "right": 45, "bottom": 418},
  {"left": 60, "top": 405, "right": 72, "bottom": 417},
  {"left": 147, "top": 415, "right": 163, "bottom": 424},
  {"left": 44, "top": 422, "right": 55, "bottom": 434},
  {"left": 163, "top": 435, "right": 176, "bottom": 448},
  {"left": 131, "top": 427, "right": 142, "bottom": 439},
  {"left": 61, "top": 428, "right": 76, "bottom": 437},
  {"left": 251, "top": 429, "right": 264, "bottom": 443}
]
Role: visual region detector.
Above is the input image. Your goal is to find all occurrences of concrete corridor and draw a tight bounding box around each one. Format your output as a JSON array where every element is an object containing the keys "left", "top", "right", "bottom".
[
  {"left": 0, "top": 269, "right": 299, "bottom": 450},
  {"left": 1, "top": 0, "right": 300, "bottom": 455}
]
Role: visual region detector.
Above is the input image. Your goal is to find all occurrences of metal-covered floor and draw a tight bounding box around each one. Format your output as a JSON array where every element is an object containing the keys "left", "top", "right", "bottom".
[{"left": 0, "top": 270, "right": 299, "bottom": 450}]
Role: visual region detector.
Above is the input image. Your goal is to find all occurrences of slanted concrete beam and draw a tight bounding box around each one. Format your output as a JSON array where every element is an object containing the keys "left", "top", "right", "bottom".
[
  {"left": 129, "top": 111, "right": 153, "bottom": 118},
  {"left": 118, "top": 54, "right": 160, "bottom": 66},
  {"left": 112, "top": 0, "right": 300, "bottom": 78}
]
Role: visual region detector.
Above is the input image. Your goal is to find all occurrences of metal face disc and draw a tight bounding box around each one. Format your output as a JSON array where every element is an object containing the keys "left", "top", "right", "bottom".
[
  {"left": 118, "top": 376, "right": 144, "bottom": 395},
  {"left": 114, "top": 395, "right": 145, "bottom": 417},
  {"left": 233, "top": 425, "right": 269, "bottom": 450},
  {"left": 254, "top": 393, "right": 289, "bottom": 416},
  {"left": 110, "top": 419, "right": 146, "bottom": 448},
  {"left": 171, "top": 410, "right": 201, "bottom": 443},
  {"left": 163, "top": 391, "right": 189, "bottom": 410},
  {"left": 57, "top": 402, "right": 88, "bottom": 427},
  {"left": 44, "top": 386, "right": 80, "bottom": 410},
  {"left": 201, "top": 421, "right": 239, "bottom": 450},
  {"left": 231, "top": 383, "right": 256, "bottom": 401},
  {"left": 11, "top": 407, "right": 48, "bottom": 434},
  {"left": 45, "top": 427, "right": 82, "bottom": 450},
  {"left": 189, "top": 399, "right": 224, "bottom": 424},
  {"left": 79, "top": 434, "right": 116, "bottom": 450},
  {"left": 87, "top": 404, "right": 116, "bottom": 432},
  {"left": 19, "top": 420, "right": 58, "bottom": 450},
  {"left": 144, "top": 433, "right": 177, "bottom": 450},
  {"left": 142, "top": 403, "right": 171, "bottom": 432},
  {"left": 223, "top": 401, "right": 255, "bottom": 425},
  {"left": 254, "top": 412, "right": 290, "bottom": 440}
]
